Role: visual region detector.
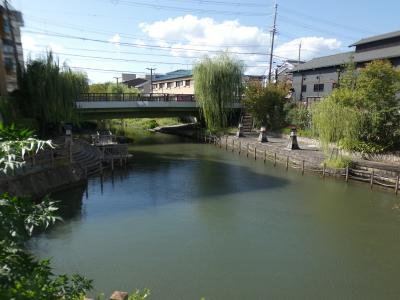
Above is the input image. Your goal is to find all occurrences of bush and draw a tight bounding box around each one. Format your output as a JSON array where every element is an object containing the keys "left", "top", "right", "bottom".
[
  {"left": 242, "top": 82, "right": 288, "bottom": 130},
  {"left": 324, "top": 156, "right": 352, "bottom": 169},
  {"left": 143, "top": 119, "right": 159, "bottom": 129},
  {"left": 285, "top": 104, "right": 310, "bottom": 129},
  {"left": 338, "top": 138, "right": 386, "bottom": 154}
]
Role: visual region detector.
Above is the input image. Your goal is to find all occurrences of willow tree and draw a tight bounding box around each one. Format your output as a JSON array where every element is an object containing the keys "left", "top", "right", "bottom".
[
  {"left": 193, "top": 54, "right": 244, "bottom": 130},
  {"left": 18, "top": 52, "right": 88, "bottom": 130}
]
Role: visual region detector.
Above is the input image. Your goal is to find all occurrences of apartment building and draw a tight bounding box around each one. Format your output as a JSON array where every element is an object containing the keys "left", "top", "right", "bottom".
[
  {"left": 0, "top": 3, "right": 24, "bottom": 96},
  {"left": 152, "top": 70, "right": 194, "bottom": 94},
  {"left": 291, "top": 30, "right": 400, "bottom": 105}
]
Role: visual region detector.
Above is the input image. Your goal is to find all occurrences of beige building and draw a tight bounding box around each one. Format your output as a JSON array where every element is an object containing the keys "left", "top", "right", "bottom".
[
  {"left": 0, "top": 3, "right": 24, "bottom": 97},
  {"left": 152, "top": 70, "right": 194, "bottom": 95}
]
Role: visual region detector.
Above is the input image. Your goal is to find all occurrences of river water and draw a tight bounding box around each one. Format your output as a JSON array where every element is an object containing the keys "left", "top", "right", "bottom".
[{"left": 29, "top": 133, "right": 400, "bottom": 299}]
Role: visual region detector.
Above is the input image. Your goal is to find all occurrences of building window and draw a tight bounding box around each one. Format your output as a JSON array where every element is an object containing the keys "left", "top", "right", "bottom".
[
  {"left": 185, "top": 80, "right": 191, "bottom": 87},
  {"left": 301, "top": 85, "right": 307, "bottom": 92},
  {"left": 152, "top": 84, "right": 157, "bottom": 90},
  {"left": 4, "top": 57, "right": 15, "bottom": 74},
  {"left": 167, "top": 82, "right": 173, "bottom": 88},
  {"left": 176, "top": 81, "right": 183, "bottom": 87},
  {"left": 158, "top": 83, "right": 164, "bottom": 89},
  {"left": 313, "top": 84, "right": 324, "bottom": 92}
]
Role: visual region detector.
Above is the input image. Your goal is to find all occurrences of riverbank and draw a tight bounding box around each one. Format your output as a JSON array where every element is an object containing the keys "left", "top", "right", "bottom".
[{"left": 205, "top": 133, "right": 400, "bottom": 194}]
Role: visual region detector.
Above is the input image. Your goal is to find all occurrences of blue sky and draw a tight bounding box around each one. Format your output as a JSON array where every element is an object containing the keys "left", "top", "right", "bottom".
[{"left": 13, "top": 0, "right": 400, "bottom": 83}]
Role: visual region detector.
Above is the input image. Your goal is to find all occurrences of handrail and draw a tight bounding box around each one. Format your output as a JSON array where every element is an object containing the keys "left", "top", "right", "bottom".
[{"left": 77, "top": 93, "right": 196, "bottom": 102}]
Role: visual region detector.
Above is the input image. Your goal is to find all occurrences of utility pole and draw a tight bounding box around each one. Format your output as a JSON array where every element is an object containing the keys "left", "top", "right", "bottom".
[
  {"left": 298, "top": 40, "right": 302, "bottom": 65},
  {"left": 268, "top": 1, "right": 278, "bottom": 84},
  {"left": 146, "top": 67, "right": 156, "bottom": 93},
  {"left": 4, "top": 0, "right": 22, "bottom": 89},
  {"left": 113, "top": 76, "right": 119, "bottom": 85}
]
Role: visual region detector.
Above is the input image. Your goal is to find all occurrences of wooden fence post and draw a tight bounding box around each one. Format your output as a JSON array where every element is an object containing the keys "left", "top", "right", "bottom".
[
  {"left": 264, "top": 149, "right": 266, "bottom": 163},
  {"left": 345, "top": 166, "right": 349, "bottom": 182},
  {"left": 302, "top": 160, "right": 305, "bottom": 175},
  {"left": 246, "top": 144, "right": 249, "bottom": 158},
  {"left": 111, "top": 158, "right": 114, "bottom": 171},
  {"left": 225, "top": 137, "right": 228, "bottom": 151},
  {"left": 274, "top": 153, "right": 277, "bottom": 167},
  {"left": 232, "top": 139, "right": 235, "bottom": 152},
  {"left": 254, "top": 146, "right": 257, "bottom": 160},
  {"left": 395, "top": 174, "right": 399, "bottom": 195},
  {"left": 370, "top": 170, "right": 374, "bottom": 189},
  {"left": 286, "top": 156, "right": 289, "bottom": 171},
  {"left": 239, "top": 141, "right": 241, "bottom": 155},
  {"left": 322, "top": 163, "right": 326, "bottom": 178}
]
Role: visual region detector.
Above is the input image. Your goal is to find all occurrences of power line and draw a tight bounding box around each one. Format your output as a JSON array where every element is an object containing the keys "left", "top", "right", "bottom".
[
  {"left": 98, "top": 0, "right": 273, "bottom": 16},
  {"left": 23, "top": 28, "right": 296, "bottom": 59},
  {"left": 27, "top": 50, "right": 271, "bottom": 68},
  {"left": 24, "top": 17, "right": 269, "bottom": 48}
]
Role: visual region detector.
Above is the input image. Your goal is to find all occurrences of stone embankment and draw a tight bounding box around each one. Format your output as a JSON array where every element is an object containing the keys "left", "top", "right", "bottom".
[
  {"left": 203, "top": 133, "right": 400, "bottom": 194},
  {"left": 0, "top": 138, "right": 103, "bottom": 198}
]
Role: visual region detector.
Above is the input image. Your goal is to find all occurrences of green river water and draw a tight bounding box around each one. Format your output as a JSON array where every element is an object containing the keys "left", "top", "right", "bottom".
[{"left": 29, "top": 133, "right": 400, "bottom": 299}]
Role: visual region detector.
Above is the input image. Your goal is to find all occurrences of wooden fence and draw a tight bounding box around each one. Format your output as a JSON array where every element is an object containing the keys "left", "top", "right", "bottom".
[{"left": 201, "top": 134, "right": 400, "bottom": 195}]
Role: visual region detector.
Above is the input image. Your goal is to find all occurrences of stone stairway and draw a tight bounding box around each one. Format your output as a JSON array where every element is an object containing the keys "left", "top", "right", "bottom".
[{"left": 71, "top": 141, "right": 103, "bottom": 177}]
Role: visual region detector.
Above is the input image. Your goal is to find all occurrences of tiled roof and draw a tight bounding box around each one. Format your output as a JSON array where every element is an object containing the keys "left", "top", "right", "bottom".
[
  {"left": 292, "top": 45, "right": 400, "bottom": 72},
  {"left": 153, "top": 69, "right": 193, "bottom": 82},
  {"left": 350, "top": 30, "right": 400, "bottom": 47}
]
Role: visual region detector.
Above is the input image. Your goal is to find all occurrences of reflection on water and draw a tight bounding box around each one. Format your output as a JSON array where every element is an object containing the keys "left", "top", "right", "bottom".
[{"left": 29, "top": 133, "right": 400, "bottom": 300}]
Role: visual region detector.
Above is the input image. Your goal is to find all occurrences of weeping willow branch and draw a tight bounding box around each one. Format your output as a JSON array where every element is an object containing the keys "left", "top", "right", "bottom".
[{"left": 193, "top": 54, "right": 244, "bottom": 130}]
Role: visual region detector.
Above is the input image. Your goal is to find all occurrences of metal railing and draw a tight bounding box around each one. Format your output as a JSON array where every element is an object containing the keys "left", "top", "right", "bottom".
[{"left": 78, "top": 93, "right": 196, "bottom": 102}]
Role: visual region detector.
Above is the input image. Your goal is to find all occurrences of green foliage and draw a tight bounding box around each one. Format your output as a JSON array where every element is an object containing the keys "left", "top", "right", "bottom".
[
  {"left": 0, "top": 193, "right": 93, "bottom": 300},
  {"left": 18, "top": 52, "right": 88, "bottom": 127},
  {"left": 285, "top": 104, "right": 311, "bottom": 129},
  {"left": 312, "top": 59, "right": 400, "bottom": 154},
  {"left": 339, "top": 57, "right": 357, "bottom": 89},
  {"left": 88, "top": 82, "right": 139, "bottom": 94},
  {"left": 324, "top": 156, "right": 352, "bottom": 169},
  {"left": 242, "top": 82, "right": 289, "bottom": 130},
  {"left": 194, "top": 53, "right": 244, "bottom": 130},
  {"left": 128, "top": 288, "right": 151, "bottom": 300},
  {"left": 338, "top": 138, "right": 386, "bottom": 154},
  {"left": 0, "top": 124, "right": 53, "bottom": 174}
]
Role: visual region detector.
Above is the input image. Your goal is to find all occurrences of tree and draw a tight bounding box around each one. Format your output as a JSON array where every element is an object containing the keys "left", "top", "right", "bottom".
[
  {"left": 242, "top": 82, "right": 288, "bottom": 130},
  {"left": 312, "top": 59, "right": 400, "bottom": 153},
  {"left": 17, "top": 52, "right": 88, "bottom": 130},
  {"left": 193, "top": 54, "right": 244, "bottom": 130},
  {"left": 88, "top": 82, "right": 139, "bottom": 94}
]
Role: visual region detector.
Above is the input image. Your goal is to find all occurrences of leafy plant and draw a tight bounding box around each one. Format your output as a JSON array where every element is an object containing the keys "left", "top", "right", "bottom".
[
  {"left": 0, "top": 193, "right": 93, "bottom": 300},
  {"left": 128, "top": 288, "right": 151, "bottom": 300},
  {"left": 194, "top": 53, "right": 244, "bottom": 130},
  {"left": 323, "top": 156, "right": 352, "bottom": 169},
  {"left": 242, "top": 82, "right": 289, "bottom": 130},
  {"left": 0, "top": 124, "right": 53, "bottom": 174}
]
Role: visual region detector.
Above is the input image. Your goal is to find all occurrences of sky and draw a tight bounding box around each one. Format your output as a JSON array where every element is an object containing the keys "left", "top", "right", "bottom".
[{"left": 11, "top": 0, "right": 400, "bottom": 83}]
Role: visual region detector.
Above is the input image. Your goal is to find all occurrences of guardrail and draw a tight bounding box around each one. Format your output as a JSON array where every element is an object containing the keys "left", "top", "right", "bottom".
[{"left": 78, "top": 93, "right": 196, "bottom": 102}]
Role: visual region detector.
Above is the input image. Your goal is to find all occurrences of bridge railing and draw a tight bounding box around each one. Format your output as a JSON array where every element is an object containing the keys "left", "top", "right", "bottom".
[{"left": 78, "top": 93, "right": 196, "bottom": 102}]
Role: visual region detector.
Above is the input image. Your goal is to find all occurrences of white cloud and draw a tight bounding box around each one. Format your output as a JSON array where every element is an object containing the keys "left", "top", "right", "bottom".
[
  {"left": 21, "top": 34, "right": 37, "bottom": 52},
  {"left": 139, "top": 15, "right": 343, "bottom": 75},
  {"left": 108, "top": 33, "right": 121, "bottom": 49},
  {"left": 275, "top": 37, "right": 342, "bottom": 61}
]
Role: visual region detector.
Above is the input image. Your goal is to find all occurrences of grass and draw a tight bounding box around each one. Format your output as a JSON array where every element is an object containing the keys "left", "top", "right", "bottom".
[{"left": 323, "top": 156, "right": 352, "bottom": 169}]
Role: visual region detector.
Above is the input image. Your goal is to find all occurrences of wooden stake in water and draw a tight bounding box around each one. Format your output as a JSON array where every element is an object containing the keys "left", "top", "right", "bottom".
[
  {"left": 247, "top": 144, "right": 249, "bottom": 158},
  {"left": 239, "top": 141, "right": 241, "bottom": 155},
  {"left": 395, "top": 174, "right": 399, "bottom": 195},
  {"left": 232, "top": 139, "right": 235, "bottom": 152},
  {"left": 286, "top": 156, "right": 289, "bottom": 171},
  {"left": 345, "top": 166, "right": 349, "bottom": 182},
  {"left": 274, "top": 153, "right": 277, "bottom": 167},
  {"left": 322, "top": 163, "right": 326, "bottom": 178},
  {"left": 302, "top": 160, "right": 305, "bottom": 175},
  {"left": 225, "top": 137, "right": 228, "bottom": 150},
  {"left": 370, "top": 170, "right": 374, "bottom": 189},
  {"left": 254, "top": 146, "right": 257, "bottom": 160},
  {"left": 264, "top": 149, "right": 266, "bottom": 163}
]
